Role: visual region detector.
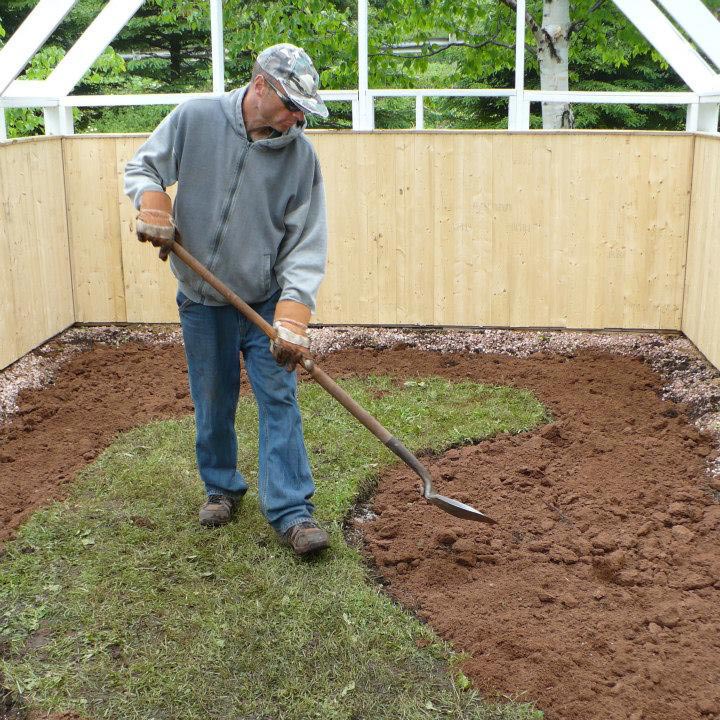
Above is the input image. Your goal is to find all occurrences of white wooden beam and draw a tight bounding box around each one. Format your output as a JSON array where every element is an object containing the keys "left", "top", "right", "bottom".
[
  {"left": 524, "top": 90, "right": 697, "bottom": 104},
  {"left": 612, "top": 0, "right": 720, "bottom": 93},
  {"left": 655, "top": 0, "right": 720, "bottom": 71},
  {"left": 686, "top": 102, "right": 720, "bottom": 132},
  {"left": 2, "top": 80, "right": 56, "bottom": 98},
  {"left": 354, "top": 0, "right": 373, "bottom": 130},
  {"left": 43, "top": 106, "right": 74, "bottom": 135},
  {"left": 0, "top": 110, "right": 7, "bottom": 141},
  {"left": 0, "top": 97, "right": 59, "bottom": 109},
  {"left": 370, "top": 89, "right": 513, "bottom": 98},
  {"left": 0, "top": 0, "right": 79, "bottom": 96},
  {"left": 210, "top": 0, "right": 225, "bottom": 94},
  {"left": 45, "top": 0, "right": 146, "bottom": 97},
  {"left": 415, "top": 95, "right": 424, "bottom": 129},
  {"left": 509, "top": 0, "right": 529, "bottom": 130}
]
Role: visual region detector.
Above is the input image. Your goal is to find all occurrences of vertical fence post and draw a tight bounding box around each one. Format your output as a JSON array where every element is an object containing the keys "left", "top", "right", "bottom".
[
  {"left": 0, "top": 109, "right": 7, "bottom": 141},
  {"left": 686, "top": 101, "right": 720, "bottom": 132},
  {"left": 210, "top": 0, "right": 225, "bottom": 94},
  {"left": 415, "top": 94, "right": 424, "bottom": 129},
  {"left": 354, "top": 0, "right": 374, "bottom": 130},
  {"left": 509, "top": 0, "right": 529, "bottom": 130},
  {"left": 43, "top": 106, "right": 74, "bottom": 135}
]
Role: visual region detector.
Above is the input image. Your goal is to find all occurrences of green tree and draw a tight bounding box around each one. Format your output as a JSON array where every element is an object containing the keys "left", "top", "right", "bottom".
[
  {"left": 369, "top": 0, "right": 720, "bottom": 129},
  {"left": 3, "top": 0, "right": 720, "bottom": 134}
]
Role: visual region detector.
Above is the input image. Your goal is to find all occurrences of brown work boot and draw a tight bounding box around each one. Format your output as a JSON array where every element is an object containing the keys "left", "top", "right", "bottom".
[
  {"left": 280, "top": 519, "right": 329, "bottom": 556},
  {"left": 199, "top": 494, "right": 236, "bottom": 527}
]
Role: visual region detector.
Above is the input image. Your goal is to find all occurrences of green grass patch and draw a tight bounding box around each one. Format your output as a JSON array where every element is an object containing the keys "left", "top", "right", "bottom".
[{"left": 0, "top": 376, "right": 548, "bottom": 720}]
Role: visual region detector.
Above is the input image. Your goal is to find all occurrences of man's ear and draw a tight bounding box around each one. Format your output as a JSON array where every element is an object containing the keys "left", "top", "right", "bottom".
[{"left": 253, "top": 74, "right": 266, "bottom": 96}]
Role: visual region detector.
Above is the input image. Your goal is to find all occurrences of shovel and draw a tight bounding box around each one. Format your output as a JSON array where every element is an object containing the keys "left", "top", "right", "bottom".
[{"left": 166, "top": 241, "right": 496, "bottom": 524}]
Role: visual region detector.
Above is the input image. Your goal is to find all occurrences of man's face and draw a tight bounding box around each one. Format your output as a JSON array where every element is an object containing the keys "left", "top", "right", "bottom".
[{"left": 259, "top": 75, "right": 305, "bottom": 132}]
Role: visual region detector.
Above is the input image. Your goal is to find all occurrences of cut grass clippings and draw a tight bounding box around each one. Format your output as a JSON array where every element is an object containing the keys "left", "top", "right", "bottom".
[{"left": 0, "top": 376, "right": 548, "bottom": 720}]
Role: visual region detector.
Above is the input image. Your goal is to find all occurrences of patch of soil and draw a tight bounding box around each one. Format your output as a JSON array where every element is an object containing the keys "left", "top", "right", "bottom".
[
  {"left": 341, "top": 349, "right": 720, "bottom": 720},
  {"left": 1, "top": 335, "right": 719, "bottom": 720},
  {"left": 0, "top": 343, "right": 192, "bottom": 543}
]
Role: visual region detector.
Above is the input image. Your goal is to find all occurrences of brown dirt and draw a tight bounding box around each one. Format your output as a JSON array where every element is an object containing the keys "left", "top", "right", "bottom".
[
  {"left": 0, "top": 342, "right": 192, "bottom": 543},
  {"left": 1, "top": 339, "right": 719, "bottom": 720}
]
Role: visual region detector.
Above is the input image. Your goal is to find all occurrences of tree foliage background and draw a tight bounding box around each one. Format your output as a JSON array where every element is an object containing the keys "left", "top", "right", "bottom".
[{"left": 1, "top": 0, "right": 719, "bottom": 136}]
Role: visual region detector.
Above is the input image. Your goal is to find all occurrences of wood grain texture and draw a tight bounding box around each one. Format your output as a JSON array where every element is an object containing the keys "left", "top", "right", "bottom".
[
  {"left": 683, "top": 135, "right": 720, "bottom": 369},
  {"left": 114, "top": 136, "right": 178, "bottom": 323},
  {"left": 63, "top": 136, "right": 127, "bottom": 322},
  {"left": 0, "top": 131, "right": 702, "bottom": 370},
  {"left": 0, "top": 138, "right": 73, "bottom": 369}
]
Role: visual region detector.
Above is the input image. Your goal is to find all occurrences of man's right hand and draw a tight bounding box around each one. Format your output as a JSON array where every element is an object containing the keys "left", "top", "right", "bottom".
[
  {"left": 136, "top": 191, "right": 176, "bottom": 261},
  {"left": 136, "top": 208, "right": 176, "bottom": 261}
]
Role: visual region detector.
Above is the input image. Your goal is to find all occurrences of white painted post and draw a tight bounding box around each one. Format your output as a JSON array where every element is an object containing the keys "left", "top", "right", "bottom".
[
  {"left": 415, "top": 95, "right": 424, "bottom": 129},
  {"left": 210, "top": 0, "right": 225, "bottom": 94},
  {"left": 687, "top": 102, "right": 720, "bottom": 132},
  {"left": 509, "top": 0, "right": 530, "bottom": 130},
  {"left": 354, "top": 0, "right": 374, "bottom": 130},
  {"left": 43, "top": 106, "right": 74, "bottom": 135},
  {"left": 0, "top": 109, "right": 7, "bottom": 141}
]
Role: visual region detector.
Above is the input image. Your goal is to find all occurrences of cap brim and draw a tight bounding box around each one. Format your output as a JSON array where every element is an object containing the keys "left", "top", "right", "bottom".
[{"left": 281, "top": 84, "right": 329, "bottom": 118}]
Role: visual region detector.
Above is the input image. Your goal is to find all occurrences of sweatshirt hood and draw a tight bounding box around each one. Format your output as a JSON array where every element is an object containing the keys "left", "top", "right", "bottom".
[{"left": 220, "top": 85, "right": 306, "bottom": 149}]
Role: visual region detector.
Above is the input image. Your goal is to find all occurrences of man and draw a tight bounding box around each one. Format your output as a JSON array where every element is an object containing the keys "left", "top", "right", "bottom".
[{"left": 124, "top": 44, "right": 330, "bottom": 556}]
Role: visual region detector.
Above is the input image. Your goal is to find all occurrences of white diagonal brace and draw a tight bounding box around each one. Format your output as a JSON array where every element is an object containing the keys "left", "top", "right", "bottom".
[
  {"left": 656, "top": 0, "right": 720, "bottom": 71},
  {"left": 0, "top": 0, "right": 79, "bottom": 96},
  {"left": 612, "top": 0, "right": 720, "bottom": 93},
  {"left": 45, "top": 0, "right": 146, "bottom": 97}
]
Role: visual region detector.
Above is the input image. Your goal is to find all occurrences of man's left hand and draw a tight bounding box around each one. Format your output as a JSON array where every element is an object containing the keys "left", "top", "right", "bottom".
[
  {"left": 271, "top": 300, "right": 312, "bottom": 371},
  {"left": 271, "top": 323, "right": 310, "bottom": 371}
]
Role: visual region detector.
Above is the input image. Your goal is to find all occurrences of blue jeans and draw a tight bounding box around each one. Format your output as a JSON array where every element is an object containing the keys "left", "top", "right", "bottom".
[{"left": 177, "top": 289, "right": 315, "bottom": 535}]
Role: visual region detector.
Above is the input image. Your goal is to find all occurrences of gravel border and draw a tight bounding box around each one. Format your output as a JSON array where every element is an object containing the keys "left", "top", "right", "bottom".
[{"left": 3, "top": 323, "right": 719, "bottom": 471}]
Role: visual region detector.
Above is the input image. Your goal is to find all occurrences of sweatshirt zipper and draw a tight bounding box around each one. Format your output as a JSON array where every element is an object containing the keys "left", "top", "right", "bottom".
[{"left": 198, "top": 143, "right": 253, "bottom": 302}]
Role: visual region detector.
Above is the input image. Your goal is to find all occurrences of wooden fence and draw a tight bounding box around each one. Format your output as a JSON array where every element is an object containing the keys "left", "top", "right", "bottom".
[
  {"left": 683, "top": 134, "right": 720, "bottom": 369},
  {"left": 0, "top": 131, "right": 718, "bottom": 370},
  {"left": 0, "top": 137, "right": 74, "bottom": 369}
]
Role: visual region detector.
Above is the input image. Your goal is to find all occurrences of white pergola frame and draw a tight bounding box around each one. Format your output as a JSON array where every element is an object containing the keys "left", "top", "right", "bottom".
[{"left": 0, "top": 0, "right": 719, "bottom": 139}]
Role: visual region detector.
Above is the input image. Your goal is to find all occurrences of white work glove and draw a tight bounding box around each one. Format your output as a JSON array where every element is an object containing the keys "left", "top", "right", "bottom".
[
  {"left": 136, "top": 208, "right": 178, "bottom": 261},
  {"left": 270, "top": 322, "right": 311, "bottom": 371}
]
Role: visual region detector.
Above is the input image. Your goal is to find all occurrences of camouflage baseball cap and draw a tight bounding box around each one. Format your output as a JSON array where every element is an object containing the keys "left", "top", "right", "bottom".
[{"left": 257, "top": 43, "right": 329, "bottom": 118}]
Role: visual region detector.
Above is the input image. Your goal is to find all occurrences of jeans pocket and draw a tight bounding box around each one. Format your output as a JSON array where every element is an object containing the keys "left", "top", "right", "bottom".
[{"left": 176, "top": 291, "right": 195, "bottom": 313}]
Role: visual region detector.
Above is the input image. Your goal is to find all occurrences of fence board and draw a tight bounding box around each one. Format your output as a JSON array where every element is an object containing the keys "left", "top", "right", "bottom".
[
  {"left": 63, "top": 136, "right": 127, "bottom": 322},
  {"left": 114, "top": 136, "right": 179, "bottom": 323},
  {"left": 0, "top": 138, "right": 73, "bottom": 369},
  {"left": 683, "top": 135, "right": 720, "bottom": 369}
]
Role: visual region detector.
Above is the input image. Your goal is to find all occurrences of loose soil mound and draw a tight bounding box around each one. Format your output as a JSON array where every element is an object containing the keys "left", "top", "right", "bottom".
[
  {"left": 336, "top": 349, "right": 720, "bottom": 720},
  {"left": 1, "top": 339, "right": 719, "bottom": 720}
]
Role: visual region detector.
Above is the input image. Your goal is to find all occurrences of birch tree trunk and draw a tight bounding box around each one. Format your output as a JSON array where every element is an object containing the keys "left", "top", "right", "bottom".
[{"left": 537, "top": 0, "right": 574, "bottom": 129}]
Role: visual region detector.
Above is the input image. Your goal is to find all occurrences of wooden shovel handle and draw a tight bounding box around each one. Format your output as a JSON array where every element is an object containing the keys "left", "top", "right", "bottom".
[{"left": 170, "top": 241, "right": 394, "bottom": 445}]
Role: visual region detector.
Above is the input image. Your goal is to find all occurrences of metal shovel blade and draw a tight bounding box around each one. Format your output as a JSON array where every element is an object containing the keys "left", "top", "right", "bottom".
[
  {"left": 425, "top": 492, "right": 497, "bottom": 523},
  {"left": 385, "top": 438, "right": 497, "bottom": 524}
]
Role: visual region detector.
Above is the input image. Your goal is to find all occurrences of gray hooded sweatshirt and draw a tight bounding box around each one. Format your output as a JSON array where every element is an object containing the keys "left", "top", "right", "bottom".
[{"left": 124, "top": 85, "right": 327, "bottom": 311}]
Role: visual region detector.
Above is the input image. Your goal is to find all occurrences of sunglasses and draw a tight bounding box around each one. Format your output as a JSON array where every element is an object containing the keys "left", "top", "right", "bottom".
[{"left": 265, "top": 79, "right": 303, "bottom": 114}]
